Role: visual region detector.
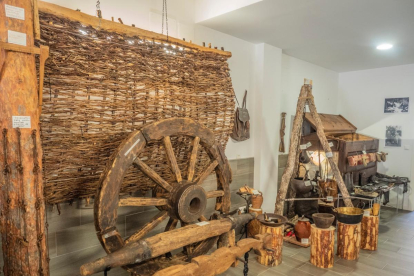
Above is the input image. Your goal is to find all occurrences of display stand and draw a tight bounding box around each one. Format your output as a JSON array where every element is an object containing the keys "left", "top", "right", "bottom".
[
  {"left": 247, "top": 207, "right": 263, "bottom": 237},
  {"left": 361, "top": 216, "right": 379, "bottom": 251},
  {"left": 337, "top": 222, "right": 361, "bottom": 260},
  {"left": 310, "top": 225, "right": 335, "bottom": 268},
  {"left": 256, "top": 224, "right": 283, "bottom": 266}
]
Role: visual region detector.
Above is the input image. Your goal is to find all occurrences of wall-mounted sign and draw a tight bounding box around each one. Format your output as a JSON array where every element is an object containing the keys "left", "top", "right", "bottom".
[
  {"left": 8, "top": 30, "right": 26, "bottom": 46},
  {"left": 5, "top": 4, "right": 25, "bottom": 20},
  {"left": 12, "top": 116, "right": 31, "bottom": 128}
]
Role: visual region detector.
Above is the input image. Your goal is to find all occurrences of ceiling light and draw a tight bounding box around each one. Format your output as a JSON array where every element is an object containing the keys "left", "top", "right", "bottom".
[{"left": 376, "top": 44, "right": 393, "bottom": 50}]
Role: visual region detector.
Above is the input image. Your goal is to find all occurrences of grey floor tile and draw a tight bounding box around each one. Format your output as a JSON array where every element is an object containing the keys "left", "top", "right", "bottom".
[
  {"left": 382, "top": 264, "right": 412, "bottom": 276},
  {"left": 297, "top": 263, "right": 345, "bottom": 276}
]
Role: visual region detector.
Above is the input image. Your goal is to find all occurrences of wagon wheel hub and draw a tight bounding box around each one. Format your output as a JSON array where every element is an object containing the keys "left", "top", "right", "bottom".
[{"left": 170, "top": 183, "right": 207, "bottom": 223}]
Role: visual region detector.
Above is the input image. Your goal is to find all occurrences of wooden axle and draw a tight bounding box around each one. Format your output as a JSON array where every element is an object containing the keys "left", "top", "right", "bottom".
[{"left": 80, "top": 213, "right": 257, "bottom": 275}]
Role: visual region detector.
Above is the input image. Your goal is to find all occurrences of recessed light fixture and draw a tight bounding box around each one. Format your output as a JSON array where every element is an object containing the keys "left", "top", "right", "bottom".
[{"left": 376, "top": 44, "right": 393, "bottom": 50}]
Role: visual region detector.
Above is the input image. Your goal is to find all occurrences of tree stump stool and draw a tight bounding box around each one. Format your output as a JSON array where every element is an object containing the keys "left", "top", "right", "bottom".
[
  {"left": 310, "top": 225, "right": 335, "bottom": 268},
  {"left": 361, "top": 215, "right": 379, "bottom": 251},
  {"left": 337, "top": 222, "right": 361, "bottom": 260},
  {"left": 247, "top": 207, "right": 263, "bottom": 238},
  {"left": 256, "top": 223, "right": 283, "bottom": 266}
]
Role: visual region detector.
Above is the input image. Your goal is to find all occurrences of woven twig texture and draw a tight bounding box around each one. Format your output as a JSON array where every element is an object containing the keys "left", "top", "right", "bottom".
[{"left": 39, "top": 13, "right": 235, "bottom": 204}]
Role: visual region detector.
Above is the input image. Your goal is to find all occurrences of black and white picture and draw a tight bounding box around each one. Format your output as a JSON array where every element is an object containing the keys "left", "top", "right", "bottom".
[
  {"left": 384, "top": 97, "right": 409, "bottom": 113},
  {"left": 385, "top": 125, "right": 402, "bottom": 147}
]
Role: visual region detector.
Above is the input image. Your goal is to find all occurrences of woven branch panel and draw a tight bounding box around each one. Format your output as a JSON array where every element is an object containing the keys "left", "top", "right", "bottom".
[{"left": 39, "top": 12, "right": 235, "bottom": 204}]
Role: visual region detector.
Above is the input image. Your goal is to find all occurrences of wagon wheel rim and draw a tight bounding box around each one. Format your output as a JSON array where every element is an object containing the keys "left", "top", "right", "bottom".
[{"left": 94, "top": 118, "right": 232, "bottom": 272}]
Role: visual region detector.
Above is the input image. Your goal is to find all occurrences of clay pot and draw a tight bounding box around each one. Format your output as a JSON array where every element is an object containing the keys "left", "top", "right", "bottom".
[
  {"left": 294, "top": 216, "right": 311, "bottom": 242},
  {"left": 251, "top": 193, "right": 263, "bottom": 209},
  {"left": 372, "top": 203, "right": 380, "bottom": 216},
  {"left": 312, "top": 213, "right": 335, "bottom": 229}
]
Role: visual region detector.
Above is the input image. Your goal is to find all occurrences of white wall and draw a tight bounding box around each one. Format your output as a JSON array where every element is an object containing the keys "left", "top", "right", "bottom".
[
  {"left": 281, "top": 54, "right": 339, "bottom": 151},
  {"left": 339, "top": 64, "right": 414, "bottom": 211}
]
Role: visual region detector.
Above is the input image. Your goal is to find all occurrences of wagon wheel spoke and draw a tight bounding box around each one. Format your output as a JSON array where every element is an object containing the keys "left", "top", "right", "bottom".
[
  {"left": 125, "top": 210, "right": 169, "bottom": 244},
  {"left": 119, "top": 197, "right": 168, "bottom": 207},
  {"left": 163, "top": 136, "right": 182, "bottom": 183},
  {"left": 206, "top": 190, "right": 225, "bottom": 199},
  {"left": 133, "top": 159, "right": 173, "bottom": 192},
  {"left": 187, "top": 137, "right": 200, "bottom": 182},
  {"left": 195, "top": 160, "right": 219, "bottom": 185}
]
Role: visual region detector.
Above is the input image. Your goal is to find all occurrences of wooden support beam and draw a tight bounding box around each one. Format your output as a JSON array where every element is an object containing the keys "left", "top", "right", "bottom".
[
  {"left": 38, "top": 1, "right": 232, "bottom": 57},
  {"left": 0, "top": 0, "right": 49, "bottom": 274},
  {"left": 119, "top": 197, "right": 168, "bottom": 207},
  {"left": 206, "top": 190, "right": 225, "bottom": 199}
]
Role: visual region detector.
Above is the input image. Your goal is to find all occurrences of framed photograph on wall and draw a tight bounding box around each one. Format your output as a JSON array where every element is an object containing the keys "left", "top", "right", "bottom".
[
  {"left": 385, "top": 125, "right": 402, "bottom": 147},
  {"left": 384, "top": 97, "right": 409, "bottom": 113}
]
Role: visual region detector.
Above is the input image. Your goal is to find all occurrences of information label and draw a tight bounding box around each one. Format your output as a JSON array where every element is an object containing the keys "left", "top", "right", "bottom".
[
  {"left": 301, "top": 238, "right": 309, "bottom": 245},
  {"left": 195, "top": 221, "right": 210, "bottom": 226},
  {"left": 362, "top": 150, "right": 367, "bottom": 154},
  {"left": 326, "top": 151, "right": 333, "bottom": 158},
  {"left": 5, "top": 4, "right": 25, "bottom": 20},
  {"left": 306, "top": 142, "right": 312, "bottom": 148},
  {"left": 300, "top": 144, "right": 307, "bottom": 150},
  {"left": 12, "top": 116, "right": 31, "bottom": 128},
  {"left": 304, "top": 181, "right": 311, "bottom": 187},
  {"left": 326, "top": 196, "right": 333, "bottom": 202},
  {"left": 329, "top": 142, "right": 334, "bottom": 147},
  {"left": 8, "top": 30, "right": 26, "bottom": 46}
]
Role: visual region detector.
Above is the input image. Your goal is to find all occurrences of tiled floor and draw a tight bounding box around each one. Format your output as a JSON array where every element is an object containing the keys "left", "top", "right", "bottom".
[{"left": 221, "top": 207, "right": 414, "bottom": 276}]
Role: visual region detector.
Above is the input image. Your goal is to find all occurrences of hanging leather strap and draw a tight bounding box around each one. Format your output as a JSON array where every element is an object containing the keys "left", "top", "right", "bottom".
[{"left": 242, "top": 90, "right": 247, "bottom": 108}]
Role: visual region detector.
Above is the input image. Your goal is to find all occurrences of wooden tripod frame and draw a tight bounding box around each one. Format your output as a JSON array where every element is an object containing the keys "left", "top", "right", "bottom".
[{"left": 274, "top": 79, "right": 353, "bottom": 215}]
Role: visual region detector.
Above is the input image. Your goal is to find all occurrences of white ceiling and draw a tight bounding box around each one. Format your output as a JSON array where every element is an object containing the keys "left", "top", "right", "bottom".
[{"left": 198, "top": 0, "right": 414, "bottom": 72}]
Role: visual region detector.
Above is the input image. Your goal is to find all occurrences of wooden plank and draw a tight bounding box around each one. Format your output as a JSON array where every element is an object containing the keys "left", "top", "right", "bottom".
[
  {"left": 125, "top": 210, "right": 169, "bottom": 244},
  {"left": 163, "top": 136, "right": 182, "bottom": 183},
  {"left": 195, "top": 160, "right": 218, "bottom": 185},
  {"left": 119, "top": 197, "right": 168, "bottom": 207},
  {"left": 188, "top": 137, "right": 200, "bottom": 182},
  {"left": 206, "top": 190, "right": 224, "bottom": 199},
  {"left": 38, "top": 1, "right": 232, "bottom": 57},
  {"left": 133, "top": 159, "right": 173, "bottom": 192},
  {"left": 304, "top": 113, "right": 357, "bottom": 135},
  {"left": 0, "top": 41, "right": 41, "bottom": 55},
  {"left": 33, "top": 0, "right": 41, "bottom": 39}
]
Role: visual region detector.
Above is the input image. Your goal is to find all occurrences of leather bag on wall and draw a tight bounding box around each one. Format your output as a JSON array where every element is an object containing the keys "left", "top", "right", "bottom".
[{"left": 231, "top": 90, "right": 250, "bottom": 141}]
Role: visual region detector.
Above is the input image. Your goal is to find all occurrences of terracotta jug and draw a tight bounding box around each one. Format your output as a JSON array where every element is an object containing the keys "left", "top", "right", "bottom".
[
  {"left": 294, "top": 216, "right": 311, "bottom": 243},
  {"left": 251, "top": 192, "right": 263, "bottom": 209}
]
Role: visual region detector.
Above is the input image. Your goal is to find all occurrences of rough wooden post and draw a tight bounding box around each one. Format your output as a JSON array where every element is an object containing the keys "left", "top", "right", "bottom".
[
  {"left": 361, "top": 216, "right": 379, "bottom": 251},
  {"left": 337, "top": 222, "right": 361, "bottom": 260},
  {"left": 256, "top": 224, "right": 283, "bottom": 266},
  {"left": 306, "top": 93, "right": 353, "bottom": 207},
  {"left": 310, "top": 225, "right": 335, "bottom": 268},
  {"left": 0, "top": 0, "right": 49, "bottom": 274},
  {"left": 274, "top": 84, "right": 309, "bottom": 215}
]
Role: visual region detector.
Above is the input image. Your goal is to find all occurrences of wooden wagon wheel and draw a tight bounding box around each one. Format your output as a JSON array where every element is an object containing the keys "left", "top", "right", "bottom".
[{"left": 94, "top": 118, "right": 232, "bottom": 274}]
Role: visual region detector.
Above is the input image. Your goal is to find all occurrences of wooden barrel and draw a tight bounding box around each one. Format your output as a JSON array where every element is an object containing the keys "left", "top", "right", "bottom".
[
  {"left": 337, "top": 222, "right": 361, "bottom": 260},
  {"left": 256, "top": 223, "right": 283, "bottom": 266},
  {"left": 310, "top": 225, "right": 335, "bottom": 268},
  {"left": 361, "top": 215, "right": 379, "bottom": 251},
  {"left": 247, "top": 208, "right": 263, "bottom": 237}
]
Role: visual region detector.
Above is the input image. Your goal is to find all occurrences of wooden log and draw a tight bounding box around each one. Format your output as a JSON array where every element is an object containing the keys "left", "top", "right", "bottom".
[
  {"left": 306, "top": 93, "right": 353, "bottom": 208},
  {"left": 153, "top": 238, "right": 265, "bottom": 276},
  {"left": 337, "top": 222, "right": 361, "bottom": 260},
  {"left": 80, "top": 213, "right": 256, "bottom": 276},
  {"left": 206, "top": 190, "right": 224, "bottom": 198},
  {"left": 310, "top": 225, "right": 335, "bottom": 268},
  {"left": 0, "top": 0, "right": 49, "bottom": 274},
  {"left": 247, "top": 208, "right": 263, "bottom": 238},
  {"left": 274, "top": 85, "right": 309, "bottom": 215},
  {"left": 256, "top": 223, "right": 283, "bottom": 266},
  {"left": 38, "top": 1, "right": 232, "bottom": 57},
  {"left": 217, "top": 229, "right": 238, "bottom": 267},
  {"left": 361, "top": 215, "right": 379, "bottom": 251},
  {"left": 279, "top": 112, "right": 286, "bottom": 153}
]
